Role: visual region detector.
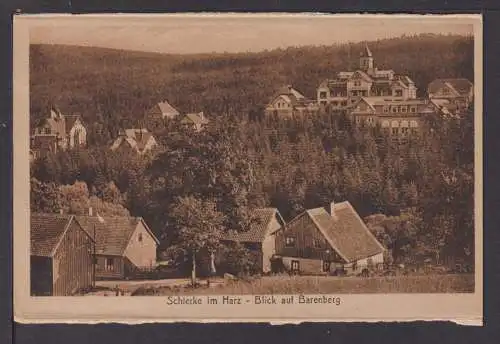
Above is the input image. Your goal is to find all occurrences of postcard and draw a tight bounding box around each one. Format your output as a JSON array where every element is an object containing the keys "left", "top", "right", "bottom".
[{"left": 13, "top": 13, "right": 483, "bottom": 325}]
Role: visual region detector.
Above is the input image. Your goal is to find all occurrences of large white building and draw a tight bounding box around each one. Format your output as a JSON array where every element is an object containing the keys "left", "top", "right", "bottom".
[{"left": 316, "top": 45, "right": 418, "bottom": 109}]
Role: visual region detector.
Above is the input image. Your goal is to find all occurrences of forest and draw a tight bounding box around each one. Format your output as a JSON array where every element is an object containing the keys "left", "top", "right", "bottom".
[{"left": 29, "top": 33, "right": 475, "bottom": 271}]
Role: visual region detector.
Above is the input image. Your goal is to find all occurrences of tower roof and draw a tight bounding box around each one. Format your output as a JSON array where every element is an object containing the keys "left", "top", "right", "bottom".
[{"left": 360, "top": 44, "right": 372, "bottom": 58}]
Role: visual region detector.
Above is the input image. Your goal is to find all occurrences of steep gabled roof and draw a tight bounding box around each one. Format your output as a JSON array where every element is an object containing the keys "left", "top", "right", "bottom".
[
  {"left": 360, "top": 44, "right": 373, "bottom": 58},
  {"left": 298, "top": 202, "right": 385, "bottom": 263},
  {"left": 111, "top": 128, "right": 157, "bottom": 154},
  {"left": 76, "top": 216, "right": 159, "bottom": 256},
  {"left": 31, "top": 213, "right": 93, "bottom": 257},
  {"left": 428, "top": 78, "right": 473, "bottom": 96},
  {"left": 221, "top": 208, "right": 285, "bottom": 243},
  {"left": 64, "top": 115, "right": 82, "bottom": 133},
  {"left": 182, "top": 112, "right": 209, "bottom": 126},
  {"left": 268, "top": 86, "right": 303, "bottom": 107},
  {"left": 351, "top": 70, "right": 373, "bottom": 82},
  {"left": 156, "top": 101, "right": 180, "bottom": 118}
]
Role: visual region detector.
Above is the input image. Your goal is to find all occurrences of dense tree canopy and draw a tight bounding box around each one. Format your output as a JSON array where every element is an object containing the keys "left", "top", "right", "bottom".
[{"left": 29, "top": 34, "right": 475, "bottom": 268}]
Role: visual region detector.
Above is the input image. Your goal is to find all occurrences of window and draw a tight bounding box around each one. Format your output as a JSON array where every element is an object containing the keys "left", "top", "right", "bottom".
[
  {"left": 313, "top": 239, "right": 322, "bottom": 248},
  {"left": 410, "top": 106, "right": 417, "bottom": 113},
  {"left": 352, "top": 261, "right": 358, "bottom": 271},
  {"left": 138, "top": 233, "right": 143, "bottom": 242},
  {"left": 285, "top": 236, "right": 296, "bottom": 247},
  {"left": 383, "top": 106, "right": 389, "bottom": 113},
  {"left": 322, "top": 260, "right": 331, "bottom": 272},
  {"left": 319, "top": 91, "right": 327, "bottom": 99},
  {"left": 291, "top": 260, "right": 300, "bottom": 273},
  {"left": 395, "top": 90, "right": 403, "bottom": 97},
  {"left": 392, "top": 127, "right": 399, "bottom": 135},
  {"left": 105, "top": 258, "right": 114, "bottom": 271},
  {"left": 401, "top": 127, "right": 409, "bottom": 135},
  {"left": 401, "top": 106, "right": 407, "bottom": 113},
  {"left": 320, "top": 101, "right": 327, "bottom": 106},
  {"left": 354, "top": 81, "right": 361, "bottom": 87},
  {"left": 392, "top": 107, "right": 398, "bottom": 113},
  {"left": 44, "top": 127, "right": 50, "bottom": 134}
]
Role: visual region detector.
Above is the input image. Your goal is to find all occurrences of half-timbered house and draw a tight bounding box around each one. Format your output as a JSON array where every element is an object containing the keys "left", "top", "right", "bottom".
[{"left": 275, "top": 201, "right": 385, "bottom": 275}]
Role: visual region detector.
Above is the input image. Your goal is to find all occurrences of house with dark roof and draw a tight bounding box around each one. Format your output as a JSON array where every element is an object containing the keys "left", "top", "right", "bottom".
[
  {"left": 180, "top": 112, "right": 209, "bottom": 132},
  {"left": 218, "top": 208, "right": 286, "bottom": 273},
  {"left": 316, "top": 44, "right": 417, "bottom": 109},
  {"left": 110, "top": 128, "right": 159, "bottom": 155},
  {"left": 76, "top": 215, "right": 160, "bottom": 280},
  {"left": 274, "top": 201, "right": 385, "bottom": 275},
  {"left": 30, "top": 213, "right": 95, "bottom": 296},
  {"left": 427, "top": 78, "right": 474, "bottom": 110},
  {"left": 31, "top": 107, "right": 87, "bottom": 160},
  {"left": 265, "top": 85, "right": 319, "bottom": 117}
]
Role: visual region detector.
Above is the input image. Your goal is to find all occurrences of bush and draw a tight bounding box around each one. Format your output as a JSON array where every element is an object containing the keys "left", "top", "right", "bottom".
[{"left": 217, "top": 242, "right": 260, "bottom": 276}]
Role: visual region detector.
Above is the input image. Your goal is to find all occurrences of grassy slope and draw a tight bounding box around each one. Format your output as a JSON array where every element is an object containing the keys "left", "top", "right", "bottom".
[{"left": 131, "top": 274, "right": 475, "bottom": 295}]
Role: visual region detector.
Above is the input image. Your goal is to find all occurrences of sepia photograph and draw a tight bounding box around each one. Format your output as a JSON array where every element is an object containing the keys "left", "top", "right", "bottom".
[{"left": 13, "top": 13, "right": 482, "bottom": 324}]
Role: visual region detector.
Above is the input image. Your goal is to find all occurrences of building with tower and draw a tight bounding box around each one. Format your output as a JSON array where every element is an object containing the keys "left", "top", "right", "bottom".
[{"left": 316, "top": 44, "right": 418, "bottom": 109}]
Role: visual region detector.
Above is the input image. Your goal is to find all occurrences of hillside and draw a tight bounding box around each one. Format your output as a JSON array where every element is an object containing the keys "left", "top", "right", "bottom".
[{"left": 30, "top": 34, "right": 473, "bottom": 145}]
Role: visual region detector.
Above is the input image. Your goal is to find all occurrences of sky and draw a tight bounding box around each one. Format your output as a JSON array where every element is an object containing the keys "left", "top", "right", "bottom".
[{"left": 26, "top": 14, "right": 477, "bottom": 54}]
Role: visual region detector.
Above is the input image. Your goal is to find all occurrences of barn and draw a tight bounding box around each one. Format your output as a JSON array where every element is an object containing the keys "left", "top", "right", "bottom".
[
  {"left": 30, "top": 213, "right": 95, "bottom": 296},
  {"left": 275, "top": 201, "right": 386, "bottom": 275},
  {"left": 76, "top": 215, "right": 160, "bottom": 280}
]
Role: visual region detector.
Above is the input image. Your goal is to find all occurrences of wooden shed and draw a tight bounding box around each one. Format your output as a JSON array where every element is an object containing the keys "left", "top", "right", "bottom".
[{"left": 30, "top": 213, "right": 95, "bottom": 296}]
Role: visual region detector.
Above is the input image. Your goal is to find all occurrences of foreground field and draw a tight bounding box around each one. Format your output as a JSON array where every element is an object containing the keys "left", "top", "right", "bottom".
[{"left": 131, "top": 274, "right": 474, "bottom": 296}]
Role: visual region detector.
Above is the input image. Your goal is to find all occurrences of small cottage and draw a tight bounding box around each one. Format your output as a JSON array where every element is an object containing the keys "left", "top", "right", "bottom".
[
  {"left": 76, "top": 215, "right": 160, "bottom": 280},
  {"left": 110, "top": 128, "right": 159, "bottom": 155},
  {"left": 180, "top": 112, "right": 209, "bottom": 132},
  {"left": 427, "top": 78, "right": 474, "bottom": 110},
  {"left": 275, "top": 201, "right": 385, "bottom": 275},
  {"left": 219, "top": 208, "right": 286, "bottom": 273},
  {"left": 147, "top": 100, "right": 180, "bottom": 120},
  {"left": 145, "top": 100, "right": 180, "bottom": 130},
  {"left": 30, "top": 213, "right": 95, "bottom": 296},
  {"left": 265, "top": 85, "right": 318, "bottom": 117}
]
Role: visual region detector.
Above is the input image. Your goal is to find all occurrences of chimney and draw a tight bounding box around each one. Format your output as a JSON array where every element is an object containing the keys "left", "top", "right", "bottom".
[
  {"left": 287, "top": 85, "right": 292, "bottom": 92},
  {"left": 330, "top": 201, "right": 336, "bottom": 219},
  {"left": 88, "top": 207, "right": 93, "bottom": 217}
]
